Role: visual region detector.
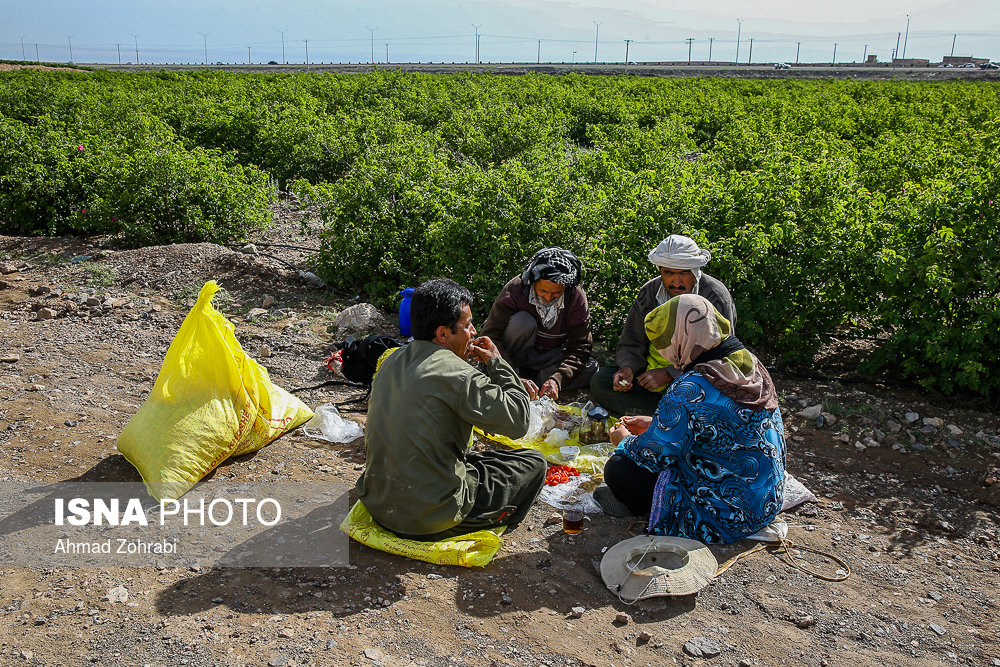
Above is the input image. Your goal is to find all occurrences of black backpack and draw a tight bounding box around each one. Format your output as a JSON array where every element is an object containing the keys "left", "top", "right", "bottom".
[{"left": 338, "top": 334, "right": 402, "bottom": 385}]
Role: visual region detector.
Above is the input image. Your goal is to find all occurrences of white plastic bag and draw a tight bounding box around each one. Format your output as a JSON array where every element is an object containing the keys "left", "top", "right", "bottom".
[
  {"left": 301, "top": 404, "right": 364, "bottom": 443},
  {"left": 748, "top": 519, "right": 789, "bottom": 543},
  {"left": 544, "top": 427, "right": 570, "bottom": 447},
  {"left": 539, "top": 477, "right": 602, "bottom": 515},
  {"left": 524, "top": 396, "right": 559, "bottom": 441},
  {"left": 781, "top": 472, "right": 818, "bottom": 511}
]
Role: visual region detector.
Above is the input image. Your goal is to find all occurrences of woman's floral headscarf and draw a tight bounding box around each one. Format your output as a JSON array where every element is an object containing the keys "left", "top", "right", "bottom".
[{"left": 644, "top": 294, "right": 777, "bottom": 411}]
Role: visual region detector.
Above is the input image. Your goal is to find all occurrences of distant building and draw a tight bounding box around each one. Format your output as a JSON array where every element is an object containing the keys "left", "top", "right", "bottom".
[
  {"left": 942, "top": 55, "right": 989, "bottom": 66},
  {"left": 891, "top": 58, "right": 930, "bottom": 67},
  {"left": 865, "top": 55, "right": 879, "bottom": 65}
]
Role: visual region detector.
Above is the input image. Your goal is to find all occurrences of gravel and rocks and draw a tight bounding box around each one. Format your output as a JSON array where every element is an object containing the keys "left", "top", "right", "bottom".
[{"left": 684, "top": 637, "right": 722, "bottom": 658}]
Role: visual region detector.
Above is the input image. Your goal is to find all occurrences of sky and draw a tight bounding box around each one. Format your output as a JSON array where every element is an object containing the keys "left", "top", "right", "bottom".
[{"left": 4, "top": 0, "right": 999, "bottom": 66}]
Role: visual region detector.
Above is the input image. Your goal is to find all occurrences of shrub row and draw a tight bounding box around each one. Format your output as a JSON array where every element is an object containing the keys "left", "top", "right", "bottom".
[
  {"left": 0, "top": 70, "right": 273, "bottom": 245},
  {"left": 0, "top": 69, "right": 997, "bottom": 396},
  {"left": 297, "top": 74, "right": 999, "bottom": 397}
]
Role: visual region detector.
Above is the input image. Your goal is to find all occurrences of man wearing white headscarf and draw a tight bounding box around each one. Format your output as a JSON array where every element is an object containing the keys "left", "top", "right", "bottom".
[{"left": 590, "top": 235, "right": 737, "bottom": 416}]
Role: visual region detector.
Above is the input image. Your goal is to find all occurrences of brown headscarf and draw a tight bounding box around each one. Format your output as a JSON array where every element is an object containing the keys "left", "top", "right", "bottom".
[{"left": 644, "top": 294, "right": 778, "bottom": 411}]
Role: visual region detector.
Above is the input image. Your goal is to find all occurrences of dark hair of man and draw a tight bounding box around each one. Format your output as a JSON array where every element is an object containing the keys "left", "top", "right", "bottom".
[{"left": 410, "top": 278, "right": 474, "bottom": 341}]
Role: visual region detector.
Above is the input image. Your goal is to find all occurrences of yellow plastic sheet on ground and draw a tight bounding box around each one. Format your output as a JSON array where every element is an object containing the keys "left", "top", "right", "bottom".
[
  {"left": 474, "top": 403, "right": 616, "bottom": 475},
  {"left": 340, "top": 500, "right": 505, "bottom": 568},
  {"left": 117, "top": 281, "right": 313, "bottom": 500}
]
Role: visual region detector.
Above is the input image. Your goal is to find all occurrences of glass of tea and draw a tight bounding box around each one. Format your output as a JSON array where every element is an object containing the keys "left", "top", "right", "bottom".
[{"left": 562, "top": 501, "right": 587, "bottom": 535}]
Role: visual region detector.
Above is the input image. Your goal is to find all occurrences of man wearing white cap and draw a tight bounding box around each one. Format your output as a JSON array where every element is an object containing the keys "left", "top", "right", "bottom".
[{"left": 590, "top": 234, "right": 737, "bottom": 416}]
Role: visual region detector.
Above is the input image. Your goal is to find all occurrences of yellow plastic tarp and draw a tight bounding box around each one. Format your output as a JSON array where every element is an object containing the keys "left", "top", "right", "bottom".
[
  {"left": 474, "top": 403, "right": 616, "bottom": 475},
  {"left": 117, "top": 281, "right": 313, "bottom": 500},
  {"left": 339, "top": 500, "right": 505, "bottom": 568}
]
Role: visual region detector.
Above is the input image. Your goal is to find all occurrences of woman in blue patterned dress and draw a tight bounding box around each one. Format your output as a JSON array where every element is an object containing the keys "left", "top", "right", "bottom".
[{"left": 604, "top": 294, "right": 785, "bottom": 545}]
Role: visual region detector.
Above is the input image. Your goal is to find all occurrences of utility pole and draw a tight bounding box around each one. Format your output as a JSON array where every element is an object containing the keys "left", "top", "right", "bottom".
[
  {"left": 902, "top": 13, "right": 910, "bottom": 60},
  {"left": 35, "top": 43, "right": 39, "bottom": 64},
  {"left": 304, "top": 39, "right": 309, "bottom": 68},
  {"left": 117, "top": 43, "right": 121, "bottom": 66},
  {"left": 572, "top": 50, "right": 576, "bottom": 64},
  {"left": 277, "top": 29, "right": 288, "bottom": 64},
  {"left": 131, "top": 34, "right": 140, "bottom": 65},
  {"left": 367, "top": 26, "right": 375, "bottom": 64},
  {"left": 796, "top": 42, "right": 801, "bottom": 64},
  {"left": 950, "top": 34, "right": 956, "bottom": 57},
  {"left": 471, "top": 25, "right": 480, "bottom": 64},
  {"left": 20, "top": 36, "right": 25, "bottom": 61},
  {"left": 593, "top": 21, "right": 600, "bottom": 63},
  {"left": 863, "top": 44, "right": 868, "bottom": 62},
  {"left": 708, "top": 37, "right": 714, "bottom": 63},
  {"left": 833, "top": 43, "right": 837, "bottom": 64},
  {"left": 624, "top": 39, "right": 632, "bottom": 72},
  {"left": 895, "top": 32, "right": 901, "bottom": 62},
  {"left": 247, "top": 46, "right": 251, "bottom": 64},
  {"left": 537, "top": 40, "right": 541, "bottom": 64},
  {"left": 748, "top": 37, "right": 753, "bottom": 64},
  {"left": 199, "top": 32, "right": 209, "bottom": 65},
  {"left": 67, "top": 35, "right": 73, "bottom": 63},
  {"left": 385, "top": 43, "right": 389, "bottom": 63},
  {"left": 736, "top": 19, "right": 742, "bottom": 64},
  {"left": 685, "top": 38, "right": 694, "bottom": 63}
]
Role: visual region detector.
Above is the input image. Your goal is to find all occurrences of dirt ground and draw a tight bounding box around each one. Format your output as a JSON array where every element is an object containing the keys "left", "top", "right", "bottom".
[
  {"left": 1, "top": 205, "right": 999, "bottom": 667},
  {"left": 0, "top": 63, "right": 87, "bottom": 73}
]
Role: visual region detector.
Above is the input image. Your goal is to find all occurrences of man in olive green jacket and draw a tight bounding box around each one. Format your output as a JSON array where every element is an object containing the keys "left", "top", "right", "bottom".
[{"left": 356, "top": 278, "right": 547, "bottom": 541}]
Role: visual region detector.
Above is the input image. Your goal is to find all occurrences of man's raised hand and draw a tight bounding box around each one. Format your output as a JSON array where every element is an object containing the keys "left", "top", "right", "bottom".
[{"left": 468, "top": 336, "right": 501, "bottom": 363}]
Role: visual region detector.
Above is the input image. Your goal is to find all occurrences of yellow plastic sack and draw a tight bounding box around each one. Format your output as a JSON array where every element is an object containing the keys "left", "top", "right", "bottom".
[
  {"left": 117, "top": 281, "right": 313, "bottom": 500},
  {"left": 340, "top": 500, "right": 505, "bottom": 568}
]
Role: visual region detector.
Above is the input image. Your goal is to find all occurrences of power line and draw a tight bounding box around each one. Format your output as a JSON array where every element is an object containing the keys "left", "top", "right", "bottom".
[
  {"left": 198, "top": 32, "right": 209, "bottom": 65},
  {"left": 3, "top": 25, "right": 997, "bottom": 65},
  {"left": 902, "top": 13, "right": 911, "bottom": 59},
  {"left": 736, "top": 19, "right": 742, "bottom": 64},
  {"left": 277, "top": 28, "right": 288, "bottom": 64}
]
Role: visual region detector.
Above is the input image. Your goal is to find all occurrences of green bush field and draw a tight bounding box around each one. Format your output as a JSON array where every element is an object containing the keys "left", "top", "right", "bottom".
[{"left": 0, "top": 69, "right": 997, "bottom": 396}]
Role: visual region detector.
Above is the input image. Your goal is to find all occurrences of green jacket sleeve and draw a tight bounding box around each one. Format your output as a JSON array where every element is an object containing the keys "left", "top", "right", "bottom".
[{"left": 454, "top": 356, "right": 530, "bottom": 440}]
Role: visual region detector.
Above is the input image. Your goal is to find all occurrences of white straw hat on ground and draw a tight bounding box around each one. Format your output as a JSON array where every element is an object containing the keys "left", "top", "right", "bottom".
[{"left": 600, "top": 535, "right": 718, "bottom": 601}]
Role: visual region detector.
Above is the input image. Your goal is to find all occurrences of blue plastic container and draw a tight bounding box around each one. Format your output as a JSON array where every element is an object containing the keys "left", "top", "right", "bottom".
[{"left": 398, "top": 288, "right": 415, "bottom": 337}]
